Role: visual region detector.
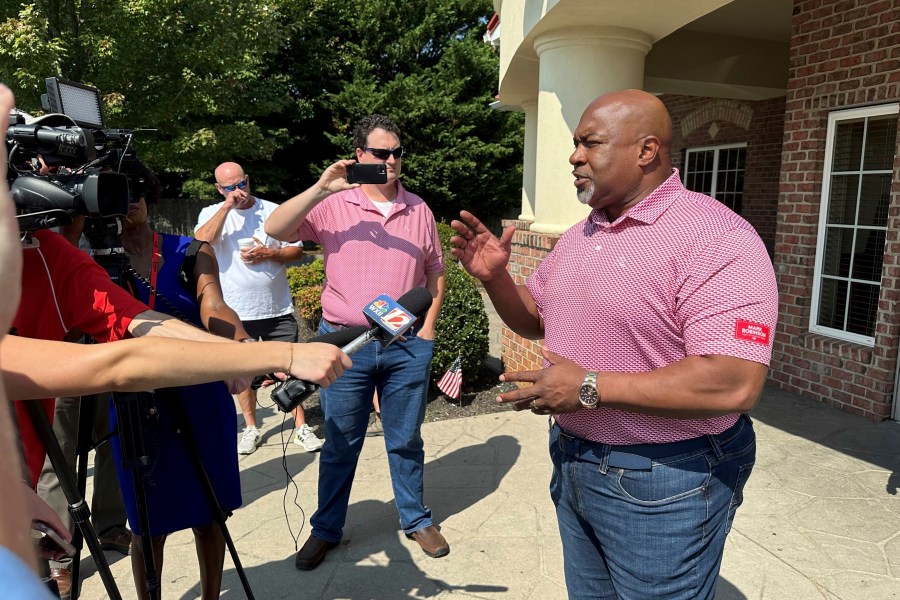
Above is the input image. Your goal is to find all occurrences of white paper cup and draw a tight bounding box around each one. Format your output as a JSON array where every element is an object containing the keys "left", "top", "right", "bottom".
[{"left": 237, "top": 238, "right": 257, "bottom": 250}]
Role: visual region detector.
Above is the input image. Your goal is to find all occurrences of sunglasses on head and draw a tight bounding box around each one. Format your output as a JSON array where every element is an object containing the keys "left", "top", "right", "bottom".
[
  {"left": 363, "top": 146, "right": 404, "bottom": 160},
  {"left": 220, "top": 176, "right": 248, "bottom": 193}
]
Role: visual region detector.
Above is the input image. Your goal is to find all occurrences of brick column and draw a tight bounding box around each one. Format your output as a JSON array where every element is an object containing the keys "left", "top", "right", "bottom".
[{"left": 501, "top": 219, "right": 559, "bottom": 372}]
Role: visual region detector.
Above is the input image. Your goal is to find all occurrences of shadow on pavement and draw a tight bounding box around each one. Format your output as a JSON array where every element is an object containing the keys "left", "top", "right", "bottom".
[{"left": 204, "top": 435, "right": 520, "bottom": 599}]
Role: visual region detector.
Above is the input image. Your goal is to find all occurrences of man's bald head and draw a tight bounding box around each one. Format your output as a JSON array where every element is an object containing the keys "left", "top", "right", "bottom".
[
  {"left": 215, "top": 162, "right": 245, "bottom": 185},
  {"left": 584, "top": 89, "right": 673, "bottom": 169},
  {"left": 569, "top": 89, "right": 675, "bottom": 218}
]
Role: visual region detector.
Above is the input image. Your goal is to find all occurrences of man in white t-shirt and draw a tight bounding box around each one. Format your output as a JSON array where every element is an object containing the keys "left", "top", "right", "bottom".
[{"left": 195, "top": 162, "right": 324, "bottom": 454}]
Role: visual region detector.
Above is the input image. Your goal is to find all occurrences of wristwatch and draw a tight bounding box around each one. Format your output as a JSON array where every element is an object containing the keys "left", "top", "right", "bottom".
[{"left": 578, "top": 371, "right": 600, "bottom": 408}]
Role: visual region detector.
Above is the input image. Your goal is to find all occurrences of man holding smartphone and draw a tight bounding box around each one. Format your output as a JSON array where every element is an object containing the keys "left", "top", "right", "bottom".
[{"left": 265, "top": 114, "right": 447, "bottom": 570}]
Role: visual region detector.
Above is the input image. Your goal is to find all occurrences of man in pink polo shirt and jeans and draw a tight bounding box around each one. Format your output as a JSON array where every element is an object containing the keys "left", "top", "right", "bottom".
[
  {"left": 265, "top": 114, "right": 447, "bottom": 570},
  {"left": 450, "top": 89, "right": 778, "bottom": 599}
]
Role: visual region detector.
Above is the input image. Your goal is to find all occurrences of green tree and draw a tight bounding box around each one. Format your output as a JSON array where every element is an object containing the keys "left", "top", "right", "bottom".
[
  {"left": 0, "top": 0, "right": 524, "bottom": 225},
  {"left": 0, "top": 0, "right": 299, "bottom": 197},
  {"left": 278, "top": 0, "right": 523, "bottom": 226}
]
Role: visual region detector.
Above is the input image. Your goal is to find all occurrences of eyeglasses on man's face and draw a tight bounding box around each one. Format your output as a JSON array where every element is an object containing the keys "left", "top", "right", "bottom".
[
  {"left": 363, "top": 146, "right": 404, "bottom": 160},
  {"left": 220, "top": 176, "right": 248, "bottom": 193}
]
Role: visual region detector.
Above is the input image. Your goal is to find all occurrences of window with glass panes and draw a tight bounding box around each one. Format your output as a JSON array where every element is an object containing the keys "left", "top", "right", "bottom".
[
  {"left": 811, "top": 104, "right": 898, "bottom": 344},
  {"left": 683, "top": 144, "right": 746, "bottom": 213}
]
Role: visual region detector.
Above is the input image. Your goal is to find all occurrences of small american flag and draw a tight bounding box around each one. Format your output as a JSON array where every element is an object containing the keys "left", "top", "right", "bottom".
[{"left": 436, "top": 355, "right": 463, "bottom": 399}]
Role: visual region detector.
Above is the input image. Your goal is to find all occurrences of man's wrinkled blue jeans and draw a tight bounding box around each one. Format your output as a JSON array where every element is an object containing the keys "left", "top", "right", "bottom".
[
  {"left": 310, "top": 319, "right": 434, "bottom": 542},
  {"left": 549, "top": 415, "right": 755, "bottom": 600}
]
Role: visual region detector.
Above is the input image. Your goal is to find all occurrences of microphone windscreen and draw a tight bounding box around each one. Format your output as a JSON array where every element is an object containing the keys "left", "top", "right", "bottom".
[
  {"left": 396, "top": 287, "right": 433, "bottom": 318},
  {"left": 306, "top": 325, "right": 369, "bottom": 346}
]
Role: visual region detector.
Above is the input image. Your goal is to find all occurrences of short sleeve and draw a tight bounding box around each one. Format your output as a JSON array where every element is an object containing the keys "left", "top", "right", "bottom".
[
  {"left": 677, "top": 228, "right": 778, "bottom": 364},
  {"left": 526, "top": 246, "right": 562, "bottom": 315},
  {"left": 194, "top": 205, "right": 216, "bottom": 234}
]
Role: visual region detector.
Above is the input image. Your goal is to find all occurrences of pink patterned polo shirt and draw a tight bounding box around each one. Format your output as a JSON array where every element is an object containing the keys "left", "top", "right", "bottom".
[
  {"left": 526, "top": 170, "right": 778, "bottom": 445},
  {"left": 294, "top": 182, "right": 444, "bottom": 327}
]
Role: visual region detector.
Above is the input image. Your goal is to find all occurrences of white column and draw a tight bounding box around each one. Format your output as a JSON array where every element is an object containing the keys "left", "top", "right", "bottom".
[
  {"left": 519, "top": 100, "right": 537, "bottom": 221},
  {"left": 531, "top": 27, "right": 652, "bottom": 234}
]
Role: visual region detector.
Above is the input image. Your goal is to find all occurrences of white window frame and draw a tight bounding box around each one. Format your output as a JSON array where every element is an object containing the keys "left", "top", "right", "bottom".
[
  {"left": 683, "top": 143, "right": 747, "bottom": 212},
  {"left": 810, "top": 103, "right": 899, "bottom": 346}
]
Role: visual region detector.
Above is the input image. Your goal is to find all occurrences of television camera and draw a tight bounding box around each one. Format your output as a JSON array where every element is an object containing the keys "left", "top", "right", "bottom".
[{"left": 5, "top": 77, "right": 140, "bottom": 234}]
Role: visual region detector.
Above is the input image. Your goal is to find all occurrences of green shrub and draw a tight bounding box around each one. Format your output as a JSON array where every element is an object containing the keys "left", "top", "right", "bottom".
[
  {"left": 436, "top": 221, "right": 456, "bottom": 259},
  {"left": 433, "top": 262, "right": 489, "bottom": 390},
  {"left": 287, "top": 259, "right": 325, "bottom": 326}
]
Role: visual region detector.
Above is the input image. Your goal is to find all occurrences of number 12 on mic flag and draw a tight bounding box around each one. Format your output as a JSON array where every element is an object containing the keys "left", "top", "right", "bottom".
[{"left": 436, "top": 355, "right": 463, "bottom": 399}]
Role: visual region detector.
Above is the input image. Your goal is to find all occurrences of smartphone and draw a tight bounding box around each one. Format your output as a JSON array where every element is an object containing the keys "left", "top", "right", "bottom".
[
  {"left": 32, "top": 520, "right": 76, "bottom": 560},
  {"left": 346, "top": 163, "right": 388, "bottom": 185}
]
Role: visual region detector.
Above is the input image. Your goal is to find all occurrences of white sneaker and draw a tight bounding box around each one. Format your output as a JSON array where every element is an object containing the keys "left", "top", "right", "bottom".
[
  {"left": 294, "top": 424, "right": 324, "bottom": 452},
  {"left": 238, "top": 426, "right": 262, "bottom": 455}
]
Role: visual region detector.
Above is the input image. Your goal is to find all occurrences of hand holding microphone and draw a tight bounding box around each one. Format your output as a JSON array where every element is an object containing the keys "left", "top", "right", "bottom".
[{"left": 271, "top": 287, "right": 433, "bottom": 413}]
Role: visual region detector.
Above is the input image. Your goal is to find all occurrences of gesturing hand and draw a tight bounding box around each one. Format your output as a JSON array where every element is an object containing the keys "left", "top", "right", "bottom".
[
  {"left": 449, "top": 210, "right": 515, "bottom": 282},
  {"left": 497, "top": 348, "right": 587, "bottom": 415}
]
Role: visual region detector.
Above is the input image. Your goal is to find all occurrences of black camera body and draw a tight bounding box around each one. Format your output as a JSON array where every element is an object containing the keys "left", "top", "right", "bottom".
[{"left": 6, "top": 78, "right": 139, "bottom": 233}]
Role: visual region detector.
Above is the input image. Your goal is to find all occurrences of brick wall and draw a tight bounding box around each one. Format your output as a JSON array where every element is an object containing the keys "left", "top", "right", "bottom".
[
  {"left": 501, "top": 220, "right": 556, "bottom": 372},
  {"left": 660, "top": 95, "right": 786, "bottom": 252},
  {"left": 769, "top": 0, "right": 900, "bottom": 419}
]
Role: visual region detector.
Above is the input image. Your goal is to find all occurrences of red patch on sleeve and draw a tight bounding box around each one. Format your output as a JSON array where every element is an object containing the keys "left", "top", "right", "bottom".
[{"left": 734, "top": 320, "right": 770, "bottom": 345}]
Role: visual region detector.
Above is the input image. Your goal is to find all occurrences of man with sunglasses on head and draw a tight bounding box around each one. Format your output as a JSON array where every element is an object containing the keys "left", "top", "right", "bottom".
[
  {"left": 195, "top": 162, "right": 324, "bottom": 455},
  {"left": 265, "top": 114, "right": 447, "bottom": 570}
]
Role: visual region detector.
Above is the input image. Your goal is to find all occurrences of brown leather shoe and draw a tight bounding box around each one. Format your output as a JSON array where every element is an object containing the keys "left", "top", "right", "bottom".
[
  {"left": 406, "top": 525, "right": 450, "bottom": 558},
  {"left": 295, "top": 534, "right": 339, "bottom": 570},
  {"left": 98, "top": 526, "right": 132, "bottom": 555},
  {"left": 49, "top": 567, "right": 72, "bottom": 599}
]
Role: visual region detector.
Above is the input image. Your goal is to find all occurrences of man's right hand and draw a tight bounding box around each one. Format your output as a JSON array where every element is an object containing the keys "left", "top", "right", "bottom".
[
  {"left": 316, "top": 159, "right": 359, "bottom": 195},
  {"left": 449, "top": 210, "right": 516, "bottom": 282},
  {"left": 223, "top": 187, "right": 252, "bottom": 211}
]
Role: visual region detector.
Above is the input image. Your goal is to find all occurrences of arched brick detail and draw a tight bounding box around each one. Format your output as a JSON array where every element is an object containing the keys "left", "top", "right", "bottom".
[{"left": 680, "top": 100, "right": 753, "bottom": 137}]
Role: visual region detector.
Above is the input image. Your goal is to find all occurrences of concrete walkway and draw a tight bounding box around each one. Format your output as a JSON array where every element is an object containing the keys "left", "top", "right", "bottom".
[{"left": 73, "top": 383, "right": 900, "bottom": 599}]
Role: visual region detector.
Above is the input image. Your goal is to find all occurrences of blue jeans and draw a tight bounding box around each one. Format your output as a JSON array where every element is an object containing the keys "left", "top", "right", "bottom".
[
  {"left": 549, "top": 415, "right": 755, "bottom": 600},
  {"left": 310, "top": 320, "right": 435, "bottom": 542}
]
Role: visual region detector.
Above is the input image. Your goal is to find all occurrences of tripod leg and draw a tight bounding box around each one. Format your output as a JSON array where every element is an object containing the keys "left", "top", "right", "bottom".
[
  {"left": 111, "top": 391, "right": 161, "bottom": 600},
  {"left": 70, "top": 393, "right": 97, "bottom": 599},
  {"left": 23, "top": 401, "right": 122, "bottom": 600},
  {"left": 167, "top": 392, "right": 256, "bottom": 600}
]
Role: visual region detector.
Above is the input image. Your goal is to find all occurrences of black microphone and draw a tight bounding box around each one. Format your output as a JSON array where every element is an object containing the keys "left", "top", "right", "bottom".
[{"left": 270, "top": 288, "right": 434, "bottom": 413}]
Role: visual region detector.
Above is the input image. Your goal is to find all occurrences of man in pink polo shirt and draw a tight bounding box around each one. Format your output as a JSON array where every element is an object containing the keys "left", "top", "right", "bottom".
[
  {"left": 450, "top": 89, "right": 778, "bottom": 599},
  {"left": 265, "top": 114, "right": 447, "bottom": 570}
]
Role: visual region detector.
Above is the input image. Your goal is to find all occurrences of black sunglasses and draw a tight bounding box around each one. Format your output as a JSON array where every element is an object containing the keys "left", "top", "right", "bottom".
[
  {"left": 363, "top": 146, "right": 404, "bottom": 160},
  {"left": 220, "top": 176, "right": 248, "bottom": 193}
]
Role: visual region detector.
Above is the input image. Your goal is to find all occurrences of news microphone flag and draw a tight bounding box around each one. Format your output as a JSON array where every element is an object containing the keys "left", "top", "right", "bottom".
[
  {"left": 363, "top": 294, "right": 417, "bottom": 346},
  {"left": 436, "top": 355, "right": 463, "bottom": 399}
]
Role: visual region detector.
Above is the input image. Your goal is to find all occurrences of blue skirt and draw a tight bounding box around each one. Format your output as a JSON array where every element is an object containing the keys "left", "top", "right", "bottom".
[{"left": 110, "top": 382, "right": 241, "bottom": 536}]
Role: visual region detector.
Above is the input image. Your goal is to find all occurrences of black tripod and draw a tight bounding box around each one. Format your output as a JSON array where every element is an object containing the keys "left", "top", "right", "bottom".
[
  {"left": 78, "top": 217, "right": 255, "bottom": 600},
  {"left": 24, "top": 400, "right": 123, "bottom": 600}
]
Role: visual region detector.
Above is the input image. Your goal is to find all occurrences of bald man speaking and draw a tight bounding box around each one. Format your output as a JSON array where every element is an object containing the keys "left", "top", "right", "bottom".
[{"left": 450, "top": 90, "right": 778, "bottom": 599}]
